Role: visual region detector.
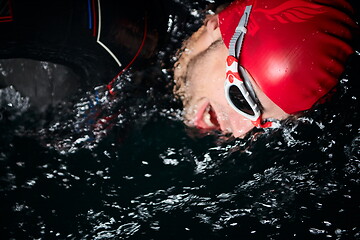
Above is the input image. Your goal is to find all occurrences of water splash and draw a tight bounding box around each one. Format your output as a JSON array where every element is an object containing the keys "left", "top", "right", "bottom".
[{"left": 0, "top": 86, "right": 30, "bottom": 121}]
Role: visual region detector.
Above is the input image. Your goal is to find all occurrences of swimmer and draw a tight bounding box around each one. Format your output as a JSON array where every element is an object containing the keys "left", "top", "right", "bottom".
[{"left": 174, "top": 0, "right": 359, "bottom": 138}]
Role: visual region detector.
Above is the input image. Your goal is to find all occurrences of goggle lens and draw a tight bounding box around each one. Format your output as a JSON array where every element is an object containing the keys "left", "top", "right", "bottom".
[{"left": 228, "top": 85, "right": 256, "bottom": 116}]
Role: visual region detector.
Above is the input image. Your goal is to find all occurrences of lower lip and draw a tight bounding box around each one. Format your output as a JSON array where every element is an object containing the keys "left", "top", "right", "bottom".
[
  {"left": 193, "top": 102, "right": 209, "bottom": 128},
  {"left": 194, "top": 102, "right": 220, "bottom": 130}
]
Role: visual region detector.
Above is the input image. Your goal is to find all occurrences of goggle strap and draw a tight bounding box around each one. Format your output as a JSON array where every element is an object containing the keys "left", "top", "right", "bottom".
[
  {"left": 228, "top": 5, "right": 252, "bottom": 57},
  {"left": 251, "top": 117, "right": 273, "bottom": 128}
]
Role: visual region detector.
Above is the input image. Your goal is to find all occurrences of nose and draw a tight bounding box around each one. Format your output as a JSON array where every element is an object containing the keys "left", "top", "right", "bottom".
[{"left": 227, "top": 113, "right": 256, "bottom": 138}]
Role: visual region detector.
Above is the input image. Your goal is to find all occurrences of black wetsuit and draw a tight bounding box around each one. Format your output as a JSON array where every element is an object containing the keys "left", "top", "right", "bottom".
[{"left": 0, "top": 0, "right": 169, "bottom": 110}]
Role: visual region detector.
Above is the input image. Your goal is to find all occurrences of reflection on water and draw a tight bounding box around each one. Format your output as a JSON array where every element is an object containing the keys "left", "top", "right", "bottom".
[{"left": 1, "top": 0, "right": 360, "bottom": 239}]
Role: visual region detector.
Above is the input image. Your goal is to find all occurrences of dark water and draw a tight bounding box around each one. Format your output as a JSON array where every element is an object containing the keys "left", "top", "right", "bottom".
[{"left": 1, "top": 0, "right": 360, "bottom": 239}]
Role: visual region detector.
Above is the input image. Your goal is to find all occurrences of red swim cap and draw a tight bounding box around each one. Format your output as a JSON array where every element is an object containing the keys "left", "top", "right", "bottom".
[{"left": 219, "top": 0, "right": 358, "bottom": 114}]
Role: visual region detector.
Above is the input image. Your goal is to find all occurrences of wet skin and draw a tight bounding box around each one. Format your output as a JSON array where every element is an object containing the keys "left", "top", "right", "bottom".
[{"left": 174, "top": 15, "right": 289, "bottom": 138}]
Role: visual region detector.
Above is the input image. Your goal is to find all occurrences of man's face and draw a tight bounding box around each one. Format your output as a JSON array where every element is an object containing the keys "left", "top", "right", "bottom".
[{"left": 174, "top": 15, "right": 289, "bottom": 138}]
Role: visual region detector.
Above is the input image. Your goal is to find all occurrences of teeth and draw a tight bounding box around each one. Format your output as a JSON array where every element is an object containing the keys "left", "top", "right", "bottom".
[{"left": 203, "top": 106, "right": 215, "bottom": 128}]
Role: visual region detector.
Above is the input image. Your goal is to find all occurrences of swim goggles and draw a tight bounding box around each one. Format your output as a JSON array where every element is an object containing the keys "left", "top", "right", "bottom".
[{"left": 224, "top": 5, "right": 272, "bottom": 128}]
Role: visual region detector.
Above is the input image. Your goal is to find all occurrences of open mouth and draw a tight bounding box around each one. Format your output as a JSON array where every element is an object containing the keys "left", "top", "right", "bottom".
[{"left": 194, "top": 103, "right": 220, "bottom": 131}]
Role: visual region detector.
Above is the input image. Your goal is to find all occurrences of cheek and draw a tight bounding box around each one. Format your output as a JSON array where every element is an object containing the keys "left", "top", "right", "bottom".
[
  {"left": 202, "top": 65, "right": 227, "bottom": 98},
  {"left": 189, "top": 68, "right": 224, "bottom": 98}
]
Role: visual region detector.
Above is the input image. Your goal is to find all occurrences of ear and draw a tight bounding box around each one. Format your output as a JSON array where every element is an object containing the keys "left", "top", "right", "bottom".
[{"left": 205, "top": 15, "right": 222, "bottom": 40}]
